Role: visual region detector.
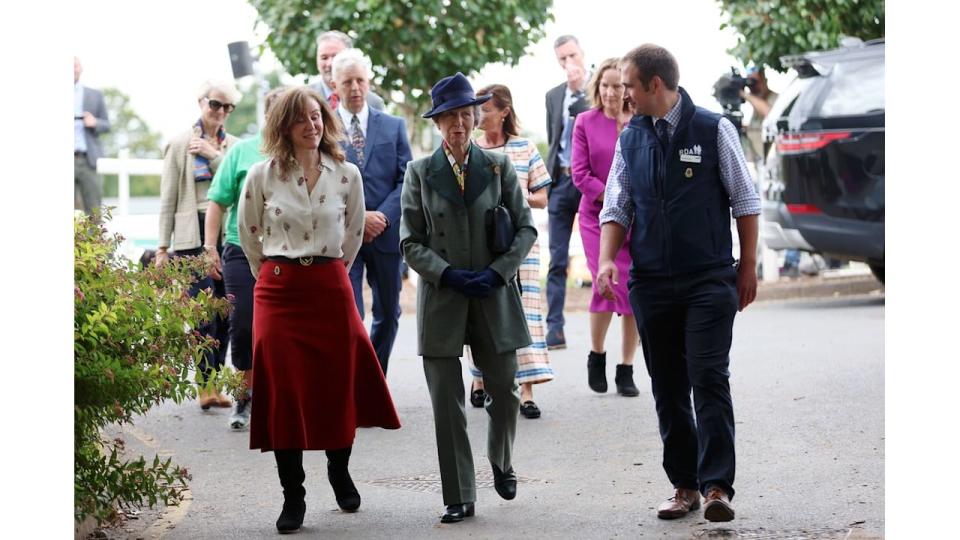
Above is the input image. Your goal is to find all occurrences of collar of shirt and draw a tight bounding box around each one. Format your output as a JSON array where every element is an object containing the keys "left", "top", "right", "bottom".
[
  {"left": 652, "top": 93, "right": 684, "bottom": 138},
  {"left": 337, "top": 103, "right": 369, "bottom": 136}
]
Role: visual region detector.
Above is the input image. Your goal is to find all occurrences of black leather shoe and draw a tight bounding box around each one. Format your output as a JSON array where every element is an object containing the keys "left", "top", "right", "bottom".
[
  {"left": 469, "top": 385, "right": 486, "bottom": 408},
  {"left": 615, "top": 364, "right": 640, "bottom": 397},
  {"left": 587, "top": 351, "right": 608, "bottom": 393},
  {"left": 491, "top": 463, "right": 517, "bottom": 500},
  {"left": 545, "top": 328, "right": 566, "bottom": 350},
  {"left": 276, "top": 499, "right": 306, "bottom": 534},
  {"left": 440, "top": 502, "right": 475, "bottom": 523},
  {"left": 519, "top": 400, "right": 541, "bottom": 419}
]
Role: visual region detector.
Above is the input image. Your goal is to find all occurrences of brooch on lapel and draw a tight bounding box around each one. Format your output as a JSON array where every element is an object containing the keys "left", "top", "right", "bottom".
[
  {"left": 492, "top": 164, "right": 501, "bottom": 176},
  {"left": 685, "top": 167, "right": 694, "bottom": 179}
]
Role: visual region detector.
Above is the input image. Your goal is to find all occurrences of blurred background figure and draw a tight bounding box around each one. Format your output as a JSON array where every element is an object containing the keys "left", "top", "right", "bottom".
[
  {"left": 74, "top": 56, "right": 111, "bottom": 216},
  {"left": 204, "top": 86, "right": 288, "bottom": 430},
  {"left": 471, "top": 83, "right": 554, "bottom": 419},
  {"left": 311, "top": 30, "right": 385, "bottom": 111},
  {"left": 156, "top": 80, "right": 242, "bottom": 410},
  {"left": 571, "top": 58, "right": 639, "bottom": 397}
]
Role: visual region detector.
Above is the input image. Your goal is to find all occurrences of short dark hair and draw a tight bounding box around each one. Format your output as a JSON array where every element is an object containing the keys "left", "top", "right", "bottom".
[
  {"left": 621, "top": 44, "right": 679, "bottom": 91},
  {"left": 553, "top": 34, "right": 579, "bottom": 50}
]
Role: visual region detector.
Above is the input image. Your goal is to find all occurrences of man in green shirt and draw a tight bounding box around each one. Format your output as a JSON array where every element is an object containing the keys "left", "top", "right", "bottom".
[{"left": 204, "top": 87, "right": 287, "bottom": 430}]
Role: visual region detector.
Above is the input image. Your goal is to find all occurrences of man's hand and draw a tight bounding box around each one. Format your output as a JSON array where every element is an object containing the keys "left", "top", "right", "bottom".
[
  {"left": 82, "top": 112, "right": 97, "bottom": 128},
  {"left": 189, "top": 137, "right": 220, "bottom": 160},
  {"left": 596, "top": 259, "right": 619, "bottom": 302},
  {"left": 736, "top": 260, "right": 758, "bottom": 311},
  {"left": 566, "top": 63, "right": 586, "bottom": 92},
  {"left": 363, "top": 211, "right": 388, "bottom": 243}
]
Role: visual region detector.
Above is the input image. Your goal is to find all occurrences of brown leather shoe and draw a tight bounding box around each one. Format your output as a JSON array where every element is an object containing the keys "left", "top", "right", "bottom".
[
  {"left": 703, "top": 487, "right": 735, "bottom": 522},
  {"left": 214, "top": 391, "right": 232, "bottom": 408},
  {"left": 198, "top": 388, "right": 217, "bottom": 410},
  {"left": 656, "top": 488, "right": 701, "bottom": 519}
]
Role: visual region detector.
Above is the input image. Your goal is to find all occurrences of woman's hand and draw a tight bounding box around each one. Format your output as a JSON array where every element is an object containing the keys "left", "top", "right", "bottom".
[
  {"left": 154, "top": 250, "right": 170, "bottom": 267},
  {"left": 204, "top": 247, "right": 223, "bottom": 280},
  {"left": 189, "top": 137, "right": 220, "bottom": 160}
]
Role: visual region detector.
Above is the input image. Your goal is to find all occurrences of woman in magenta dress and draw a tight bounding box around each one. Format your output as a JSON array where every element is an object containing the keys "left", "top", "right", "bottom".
[{"left": 571, "top": 57, "right": 640, "bottom": 397}]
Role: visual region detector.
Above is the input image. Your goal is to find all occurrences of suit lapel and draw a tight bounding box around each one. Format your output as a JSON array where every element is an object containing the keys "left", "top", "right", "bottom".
[
  {"left": 361, "top": 109, "right": 382, "bottom": 173},
  {"left": 462, "top": 145, "right": 493, "bottom": 207},
  {"left": 424, "top": 147, "right": 464, "bottom": 207}
]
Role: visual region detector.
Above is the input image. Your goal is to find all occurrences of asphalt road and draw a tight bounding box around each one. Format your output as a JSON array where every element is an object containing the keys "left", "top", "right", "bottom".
[{"left": 105, "top": 292, "right": 884, "bottom": 539}]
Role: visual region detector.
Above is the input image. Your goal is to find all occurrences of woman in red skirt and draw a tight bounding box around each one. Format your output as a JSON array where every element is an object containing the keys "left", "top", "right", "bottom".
[{"left": 238, "top": 86, "right": 401, "bottom": 534}]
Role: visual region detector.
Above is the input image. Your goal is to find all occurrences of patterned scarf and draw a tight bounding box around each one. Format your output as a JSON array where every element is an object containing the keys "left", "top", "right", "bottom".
[
  {"left": 442, "top": 140, "right": 471, "bottom": 195},
  {"left": 192, "top": 119, "right": 226, "bottom": 182}
]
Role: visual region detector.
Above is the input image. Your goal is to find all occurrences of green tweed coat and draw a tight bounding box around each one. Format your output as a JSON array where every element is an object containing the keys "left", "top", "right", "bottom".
[{"left": 400, "top": 144, "right": 537, "bottom": 358}]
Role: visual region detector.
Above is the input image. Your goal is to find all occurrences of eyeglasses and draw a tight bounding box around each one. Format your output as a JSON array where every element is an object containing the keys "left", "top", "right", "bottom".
[{"left": 204, "top": 97, "right": 236, "bottom": 113}]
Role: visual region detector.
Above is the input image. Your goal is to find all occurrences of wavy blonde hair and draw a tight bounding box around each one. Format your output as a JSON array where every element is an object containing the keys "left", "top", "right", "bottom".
[
  {"left": 588, "top": 57, "right": 630, "bottom": 113},
  {"left": 261, "top": 86, "right": 345, "bottom": 178}
]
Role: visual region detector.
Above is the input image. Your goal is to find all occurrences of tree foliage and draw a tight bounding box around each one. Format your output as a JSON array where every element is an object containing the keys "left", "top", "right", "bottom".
[
  {"left": 248, "top": 0, "right": 553, "bottom": 132},
  {"left": 718, "top": 0, "right": 884, "bottom": 72},
  {"left": 101, "top": 88, "right": 164, "bottom": 159},
  {"left": 74, "top": 210, "right": 234, "bottom": 524}
]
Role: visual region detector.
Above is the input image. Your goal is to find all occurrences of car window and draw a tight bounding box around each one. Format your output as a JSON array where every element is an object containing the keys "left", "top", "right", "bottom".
[{"left": 818, "top": 58, "right": 885, "bottom": 116}]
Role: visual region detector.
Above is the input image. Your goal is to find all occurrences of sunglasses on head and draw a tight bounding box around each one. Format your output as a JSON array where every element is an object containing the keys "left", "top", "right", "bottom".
[{"left": 204, "top": 97, "right": 236, "bottom": 113}]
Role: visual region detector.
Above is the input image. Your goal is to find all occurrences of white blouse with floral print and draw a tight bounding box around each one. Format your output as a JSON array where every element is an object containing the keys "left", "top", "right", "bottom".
[{"left": 237, "top": 154, "right": 365, "bottom": 277}]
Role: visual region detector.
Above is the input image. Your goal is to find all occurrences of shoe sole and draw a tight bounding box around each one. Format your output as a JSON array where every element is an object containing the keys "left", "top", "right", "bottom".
[
  {"left": 703, "top": 500, "right": 735, "bottom": 522},
  {"left": 547, "top": 343, "right": 567, "bottom": 350},
  {"left": 277, "top": 527, "right": 301, "bottom": 534}
]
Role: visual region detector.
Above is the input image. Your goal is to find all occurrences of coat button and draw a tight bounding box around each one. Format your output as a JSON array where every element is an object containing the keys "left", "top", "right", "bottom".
[
  {"left": 439, "top": 231, "right": 445, "bottom": 237},
  {"left": 438, "top": 212, "right": 445, "bottom": 218}
]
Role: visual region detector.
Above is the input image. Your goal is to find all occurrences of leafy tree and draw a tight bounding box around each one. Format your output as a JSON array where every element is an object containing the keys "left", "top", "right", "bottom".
[
  {"left": 226, "top": 70, "right": 286, "bottom": 138},
  {"left": 101, "top": 87, "right": 164, "bottom": 159},
  {"left": 74, "top": 210, "right": 236, "bottom": 524},
  {"left": 248, "top": 0, "right": 553, "bottom": 143},
  {"left": 718, "top": 0, "right": 884, "bottom": 71}
]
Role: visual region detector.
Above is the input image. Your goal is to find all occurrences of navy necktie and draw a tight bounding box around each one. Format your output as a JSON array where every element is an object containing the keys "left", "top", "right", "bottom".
[{"left": 655, "top": 119, "right": 670, "bottom": 150}]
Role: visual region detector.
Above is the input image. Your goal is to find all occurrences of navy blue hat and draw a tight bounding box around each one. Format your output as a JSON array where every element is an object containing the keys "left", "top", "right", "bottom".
[{"left": 422, "top": 72, "right": 492, "bottom": 119}]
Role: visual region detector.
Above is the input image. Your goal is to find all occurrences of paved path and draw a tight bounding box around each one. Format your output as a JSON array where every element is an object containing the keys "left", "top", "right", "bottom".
[{"left": 106, "top": 293, "right": 885, "bottom": 539}]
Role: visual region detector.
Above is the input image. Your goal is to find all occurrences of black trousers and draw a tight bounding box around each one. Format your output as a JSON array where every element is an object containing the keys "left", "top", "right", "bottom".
[
  {"left": 172, "top": 212, "right": 229, "bottom": 381},
  {"left": 628, "top": 265, "right": 739, "bottom": 498},
  {"left": 221, "top": 243, "right": 255, "bottom": 371}
]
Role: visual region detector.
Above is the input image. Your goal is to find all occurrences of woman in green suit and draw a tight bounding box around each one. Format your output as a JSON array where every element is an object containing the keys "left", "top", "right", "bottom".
[{"left": 399, "top": 73, "right": 537, "bottom": 524}]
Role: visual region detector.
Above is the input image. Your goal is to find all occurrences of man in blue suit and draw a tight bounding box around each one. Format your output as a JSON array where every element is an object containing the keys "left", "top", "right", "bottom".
[{"left": 331, "top": 48, "right": 413, "bottom": 376}]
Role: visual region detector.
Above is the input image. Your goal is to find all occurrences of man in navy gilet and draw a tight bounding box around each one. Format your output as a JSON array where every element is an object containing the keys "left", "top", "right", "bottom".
[{"left": 596, "top": 44, "right": 760, "bottom": 523}]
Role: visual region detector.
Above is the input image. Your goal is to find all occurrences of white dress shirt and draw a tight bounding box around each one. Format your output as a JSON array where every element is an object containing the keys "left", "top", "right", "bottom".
[
  {"left": 337, "top": 103, "right": 369, "bottom": 136},
  {"left": 237, "top": 153, "right": 366, "bottom": 277}
]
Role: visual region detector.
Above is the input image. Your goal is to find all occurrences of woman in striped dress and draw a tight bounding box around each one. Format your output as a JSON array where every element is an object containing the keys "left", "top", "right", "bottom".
[{"left": 467, "top": 83, "right": 554, "bottom": 419}]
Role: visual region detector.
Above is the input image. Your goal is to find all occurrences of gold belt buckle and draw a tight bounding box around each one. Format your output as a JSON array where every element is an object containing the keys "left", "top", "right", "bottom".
[{"left": 299, "top": 256, "right": 314, "bottom": 266}]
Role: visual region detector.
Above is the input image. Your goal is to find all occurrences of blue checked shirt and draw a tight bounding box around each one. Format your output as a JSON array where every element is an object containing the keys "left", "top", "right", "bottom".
[{"left": 599, "top": 95, "right": 760, "bottom": 230}]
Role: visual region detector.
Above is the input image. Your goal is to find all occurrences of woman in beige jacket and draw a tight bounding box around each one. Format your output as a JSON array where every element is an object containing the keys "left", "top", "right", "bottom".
[{"left": 156, "top": 80, "right": 241, "bottom": 409}]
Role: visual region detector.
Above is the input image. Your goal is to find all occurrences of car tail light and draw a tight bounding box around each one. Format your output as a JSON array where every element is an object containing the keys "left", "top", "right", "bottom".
[
  {"left": 776, "top": 131, "right": 852, "bottom": 154},
  {"left": 786, "top": 204, "right": 823, "bottom": 215}
]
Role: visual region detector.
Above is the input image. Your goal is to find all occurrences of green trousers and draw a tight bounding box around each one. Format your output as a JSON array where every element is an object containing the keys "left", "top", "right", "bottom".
[{"left": 423, "top": 300, "right": 520, "bottom": 505}]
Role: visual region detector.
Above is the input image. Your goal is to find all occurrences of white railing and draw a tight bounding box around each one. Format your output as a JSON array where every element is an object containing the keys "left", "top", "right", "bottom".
[{"left": 96, "top": 148, "right": 163, "bottom": 216}]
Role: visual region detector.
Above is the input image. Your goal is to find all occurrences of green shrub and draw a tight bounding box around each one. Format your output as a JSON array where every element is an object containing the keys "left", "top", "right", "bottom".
[{"left": 74, "top": 210, "right": 232, "bottom": 524}]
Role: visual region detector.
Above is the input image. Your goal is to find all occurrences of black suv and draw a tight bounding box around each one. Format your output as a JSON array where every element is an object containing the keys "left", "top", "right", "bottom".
[{"left": 760, "top": 39, "right": 885, "bottom": 282}]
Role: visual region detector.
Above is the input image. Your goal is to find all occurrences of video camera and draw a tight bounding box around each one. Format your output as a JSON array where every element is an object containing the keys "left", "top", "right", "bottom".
[{"left": 712, "top": 67, "right": 759, "bottom": 133}]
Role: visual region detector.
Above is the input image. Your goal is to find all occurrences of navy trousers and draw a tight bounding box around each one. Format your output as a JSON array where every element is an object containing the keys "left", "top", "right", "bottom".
[
  {"left": 628, "top": 265, "right": 739, "bottom": 498},
  {"left": 546, "top": 172, "right": 581, "bottom": 334},
  {"left": 348, "top": 244, "right": 402, "bottom": 375},
  {"left": 221, "top": 242, "right": 255, "bottom": 371},
  {"left": 173, "top": 212, "right": 229, "bottom": 382}
]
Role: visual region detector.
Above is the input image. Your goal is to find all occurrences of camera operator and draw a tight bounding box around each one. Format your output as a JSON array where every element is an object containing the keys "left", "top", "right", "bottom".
[{"left": 740, "top": 67, "right": 777, "bottom": 165}]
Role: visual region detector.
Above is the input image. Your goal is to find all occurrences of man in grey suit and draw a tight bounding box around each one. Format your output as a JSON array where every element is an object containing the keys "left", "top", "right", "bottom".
[
  {"left": 311, "top": 31, "right": 386, "bottom": 111},
  {"left": 543, "top": 35, "right": 590, "bottom": 349},
  {"left": 74, "top": 56, "right": 111, "bottom": 215}
]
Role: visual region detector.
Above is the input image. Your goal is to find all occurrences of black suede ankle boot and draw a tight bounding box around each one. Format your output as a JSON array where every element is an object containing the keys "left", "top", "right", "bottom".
[
  {"left": 274, "top": 450, "right": 306, "bottom": 534},
  {"left": 326, "top": 446, "right": 361, "bottom": 512},
  {"left": 615, "top": 364, "right": 640, "bottom": 397},
  {"left": 587, "top": 351, "right": 608, "bottom": 393}
]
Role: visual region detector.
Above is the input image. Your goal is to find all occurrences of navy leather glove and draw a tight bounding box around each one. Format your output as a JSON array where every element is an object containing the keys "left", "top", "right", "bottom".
[{"left": 441, "top": 268, "right": 475, "bottom": 293}]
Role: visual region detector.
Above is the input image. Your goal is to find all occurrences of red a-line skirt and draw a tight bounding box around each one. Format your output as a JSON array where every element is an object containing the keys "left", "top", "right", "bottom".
[{"left": 249, "top": 259, "right": 401, "bottom": 451}]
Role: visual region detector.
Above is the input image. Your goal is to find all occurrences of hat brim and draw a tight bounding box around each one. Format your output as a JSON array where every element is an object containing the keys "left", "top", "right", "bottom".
[{"left": 422, "top": 94, "right": 492, "bottom": 119}]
